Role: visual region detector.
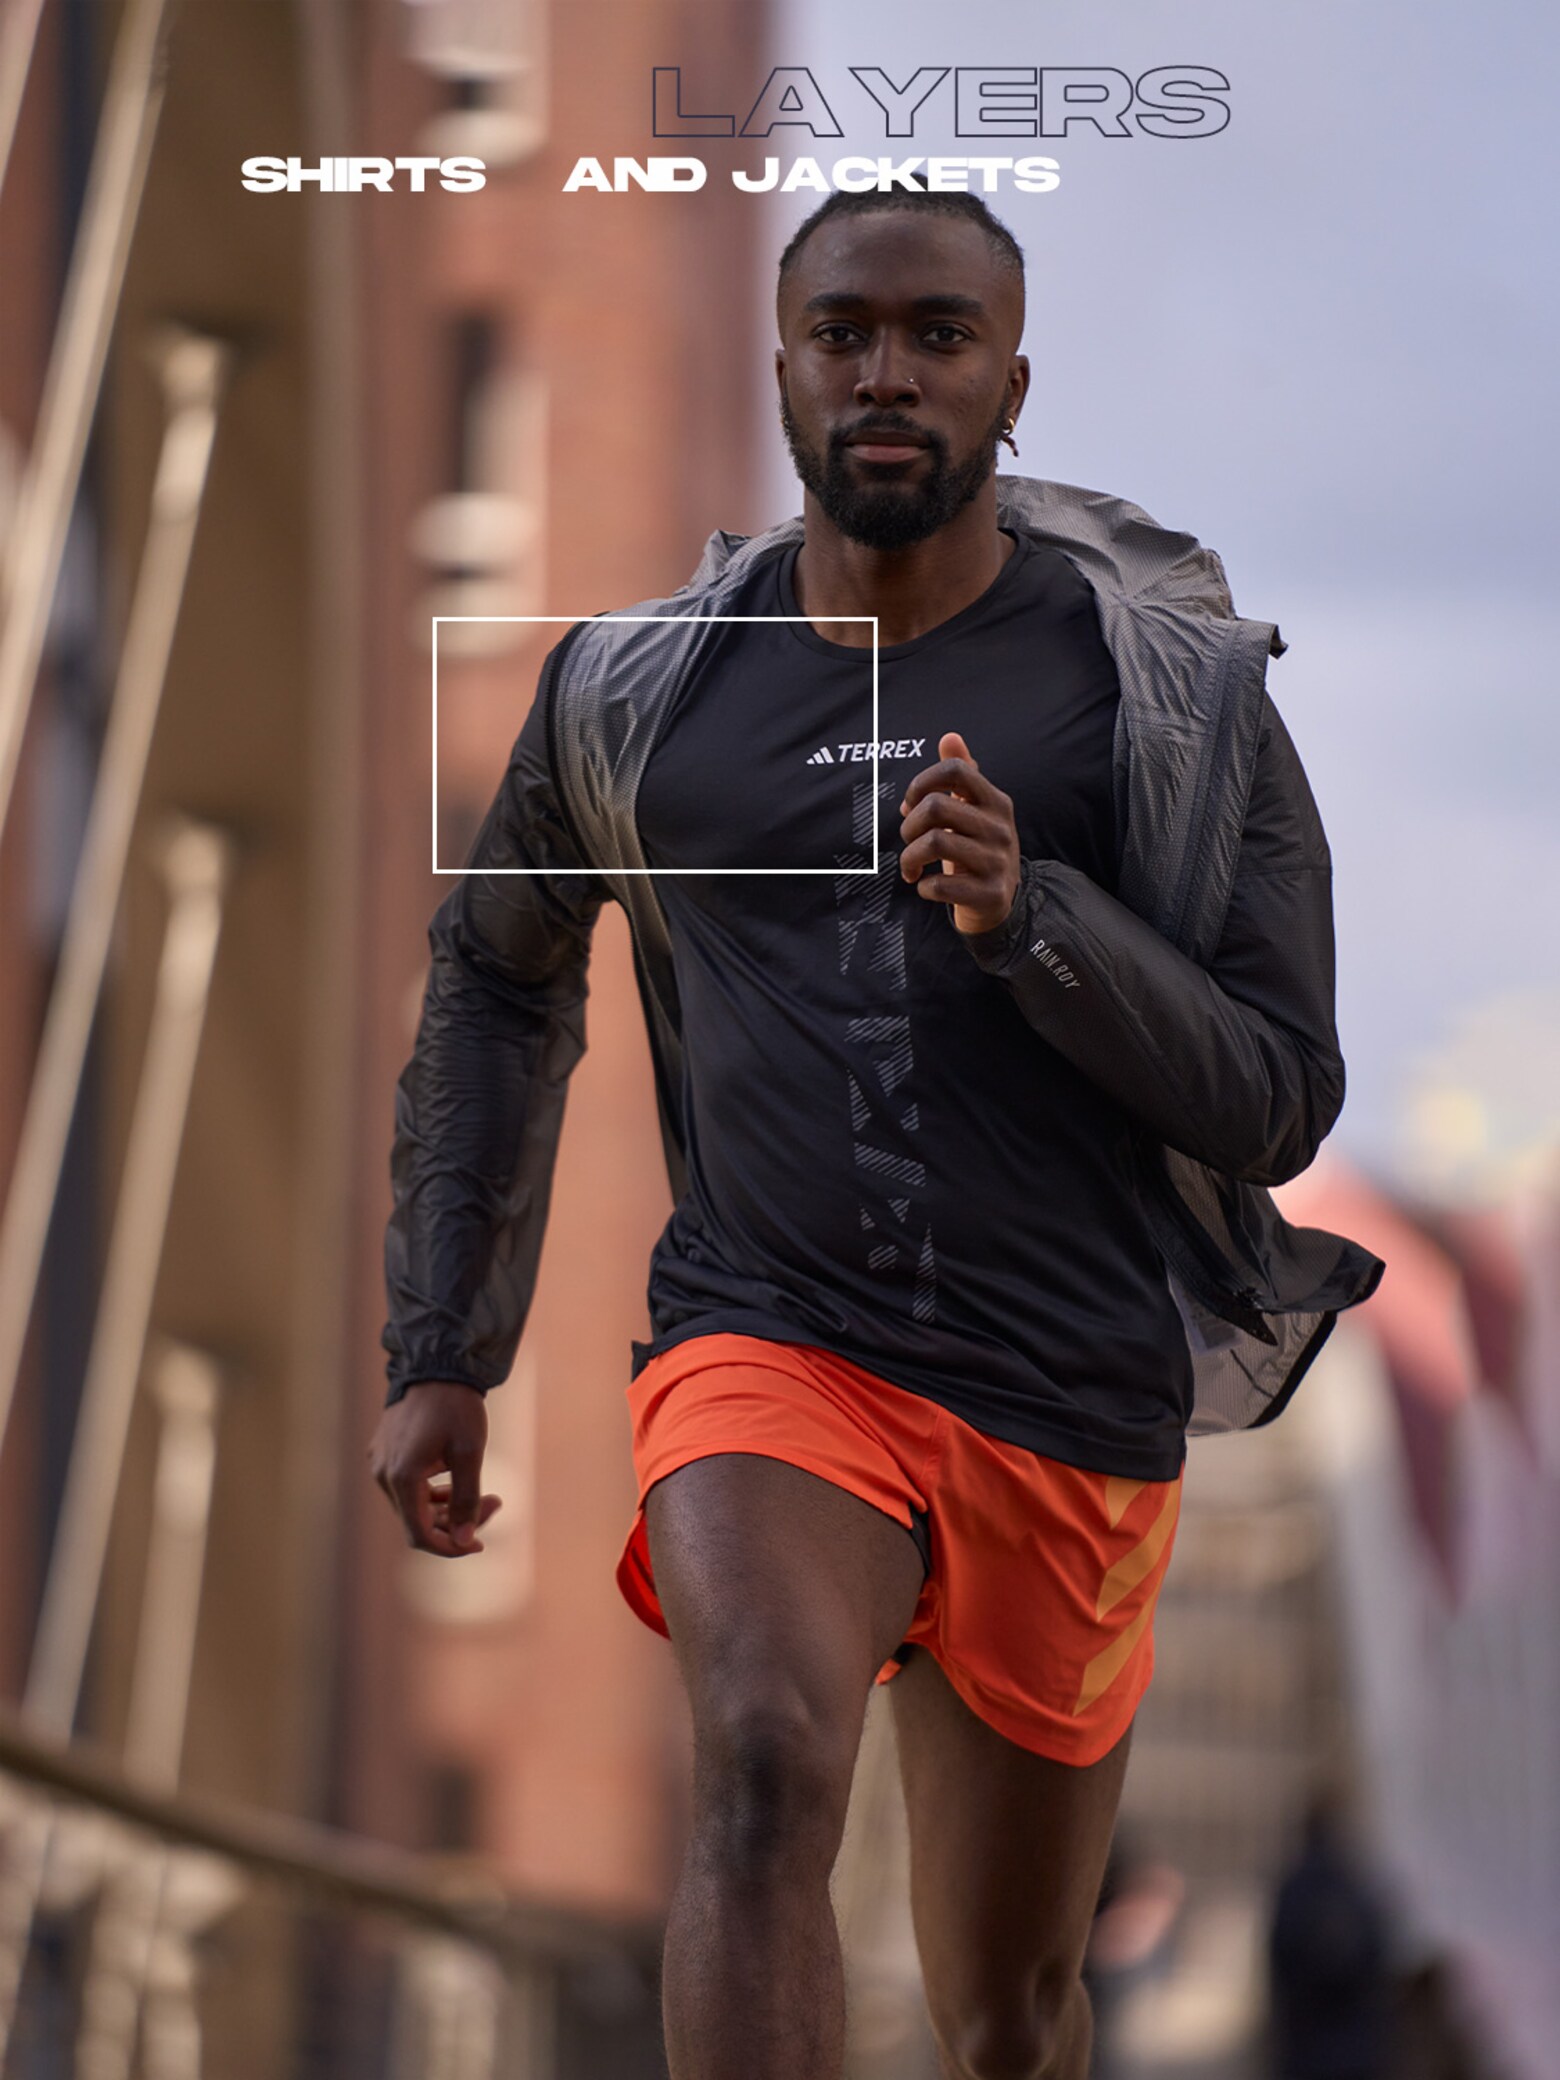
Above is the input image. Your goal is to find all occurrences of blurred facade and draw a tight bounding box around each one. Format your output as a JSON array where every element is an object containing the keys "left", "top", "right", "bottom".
[{"left": 0, "top": 0, "right": 767, "bottom": 2071}]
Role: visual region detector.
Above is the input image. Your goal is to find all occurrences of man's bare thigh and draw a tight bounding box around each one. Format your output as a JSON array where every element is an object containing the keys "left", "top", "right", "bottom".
[
  {"left": 890, "top": 1647, "right": 1131, "bottom": 2036},
  {"left": 644, "top": 1454, "right": 926, "bottom": 1727}
]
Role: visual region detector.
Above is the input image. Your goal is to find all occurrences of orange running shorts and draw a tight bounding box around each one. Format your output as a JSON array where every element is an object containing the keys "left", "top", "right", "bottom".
[{"left": 615, "top": 1332, "right": 1184, "bottom": 1768}]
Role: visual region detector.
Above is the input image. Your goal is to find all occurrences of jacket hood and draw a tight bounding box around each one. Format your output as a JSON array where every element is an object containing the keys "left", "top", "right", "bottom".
[{"left": 680, "top": 473, "right": 1286, "bottom": 658}]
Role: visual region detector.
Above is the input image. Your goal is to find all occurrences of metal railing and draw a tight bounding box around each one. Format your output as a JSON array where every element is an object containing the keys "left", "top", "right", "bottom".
[
  {"left": 0, "top": 0, "right": 47, "bottom": 201},
  {"left": 0, "top": 1709, "right": 642, "bottom": 2080},
  {"left": 0, "top": 327, "right": 231, "bottom": 1457},
  {"left": 0, "top": 807, "right": 235, "bottom": 2066},
  {"left": 0, "top": 0, "right": 177, "bottom": 840}
]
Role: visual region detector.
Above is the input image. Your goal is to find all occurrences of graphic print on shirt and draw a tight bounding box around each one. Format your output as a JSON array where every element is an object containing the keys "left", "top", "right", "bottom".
[{"left": 834, "top": 774, "right": 936, "bottom": 1326}]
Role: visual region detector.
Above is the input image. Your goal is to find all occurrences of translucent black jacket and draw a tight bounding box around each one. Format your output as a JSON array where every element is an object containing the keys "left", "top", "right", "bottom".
[{"left": 383, "top": 477, "right": 1385, "bottom": 1431}]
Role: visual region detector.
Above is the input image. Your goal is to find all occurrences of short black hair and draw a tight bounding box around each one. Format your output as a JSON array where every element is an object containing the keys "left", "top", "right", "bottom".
[{"left": 777, "top": 187, "right": 1026, "bottom": 316}]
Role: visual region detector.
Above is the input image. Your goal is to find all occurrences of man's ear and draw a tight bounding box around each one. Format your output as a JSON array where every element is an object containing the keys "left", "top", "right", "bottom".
[
  {"left": 1009, "top": 352, "right": 1031, "bottom": 420},
  {"left": 774, "top": 346, "right": 787, "bottom": 406}
]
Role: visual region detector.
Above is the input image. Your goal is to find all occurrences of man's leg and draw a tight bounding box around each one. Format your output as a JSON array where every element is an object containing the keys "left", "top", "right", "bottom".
[
  {"left": 890, "top": 1650, "right": 1132, "bottom": 2080},
  {"left": 644, "top": 1453, "right": 926, "bottom": 2080}
]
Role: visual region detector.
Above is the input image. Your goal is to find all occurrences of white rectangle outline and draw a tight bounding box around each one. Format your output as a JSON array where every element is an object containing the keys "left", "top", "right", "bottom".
[{"left": 431, "top": 615, "right": 882, "bottom": 876}]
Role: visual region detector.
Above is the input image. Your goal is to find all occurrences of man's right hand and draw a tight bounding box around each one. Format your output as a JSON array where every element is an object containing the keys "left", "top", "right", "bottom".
[{"left": 367, "top": 1383, "right": 502, "bottom": 1557}]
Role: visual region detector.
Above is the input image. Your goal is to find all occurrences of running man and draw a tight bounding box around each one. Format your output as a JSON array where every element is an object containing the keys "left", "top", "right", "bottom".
[{"left": 370, "top": 189, "right": 1379, "bottom": 2080}]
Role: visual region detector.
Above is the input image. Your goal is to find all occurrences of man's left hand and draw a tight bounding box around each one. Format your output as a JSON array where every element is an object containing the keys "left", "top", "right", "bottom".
[{"left": 899, "top": 732, "right": 1021, "bottom": 936}]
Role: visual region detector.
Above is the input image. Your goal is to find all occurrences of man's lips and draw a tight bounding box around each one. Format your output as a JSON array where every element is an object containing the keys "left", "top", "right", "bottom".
[{"left": 846, "top": 434, "right": 929, "bottom": 465}]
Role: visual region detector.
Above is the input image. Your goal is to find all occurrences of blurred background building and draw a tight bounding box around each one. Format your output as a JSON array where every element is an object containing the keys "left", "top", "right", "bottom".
[
  {"left": 0, "top": 2, "right": 1556, "bottom": 2078},
  {"left": 0, "top": 0, "right": 767, "bottom": 2072}
]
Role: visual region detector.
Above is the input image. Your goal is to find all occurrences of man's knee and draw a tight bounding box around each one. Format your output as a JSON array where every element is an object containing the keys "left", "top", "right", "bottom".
[
  {"left": 691, "top": 1685, "right": 856, "bottom": 1876},
  {"left": 936, "top": 1973, "right": 1089, "bottom": 2080}
]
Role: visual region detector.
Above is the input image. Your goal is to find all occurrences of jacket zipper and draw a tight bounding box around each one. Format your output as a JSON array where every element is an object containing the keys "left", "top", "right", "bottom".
[{"left": 1166, "top": 620, "right": 1240, "bottom": 952}]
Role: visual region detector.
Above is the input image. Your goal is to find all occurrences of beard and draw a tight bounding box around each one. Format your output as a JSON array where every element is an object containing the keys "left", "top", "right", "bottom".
[{"left": 780, "top": 391, "right": 1012, "bottom": 551}]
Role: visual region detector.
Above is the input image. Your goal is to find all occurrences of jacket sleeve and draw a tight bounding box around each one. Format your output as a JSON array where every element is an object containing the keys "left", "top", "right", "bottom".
[
  {"left": 381, "top": 654, "right": 606, "bottom": 1403},
  {"left": 962, "top": 692, "right": 1345, "bottom": 1188}
]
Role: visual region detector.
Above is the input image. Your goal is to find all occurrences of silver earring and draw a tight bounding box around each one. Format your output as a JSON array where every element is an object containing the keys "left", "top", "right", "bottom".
[{"left": 1000, "top": 419, "right": 1019, "bottom": 457}]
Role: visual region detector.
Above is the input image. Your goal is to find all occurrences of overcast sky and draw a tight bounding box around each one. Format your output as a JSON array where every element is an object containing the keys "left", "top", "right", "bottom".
[{"left": 743, "top": 0, "right": 1560, "bottom": 1188}]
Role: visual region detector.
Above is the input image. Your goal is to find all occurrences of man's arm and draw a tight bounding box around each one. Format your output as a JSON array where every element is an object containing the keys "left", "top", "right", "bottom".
[
  {"left": 899, "top": 704, "right": 1345, "bottom": 1189},
  {"left": 372, "top": 647, "right": 604, "bottom": 1553}
]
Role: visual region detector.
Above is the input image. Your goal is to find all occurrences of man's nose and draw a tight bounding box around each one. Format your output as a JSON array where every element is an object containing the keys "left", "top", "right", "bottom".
[{"left": 853, "top": 341, "right": 920, "bottom": 407}]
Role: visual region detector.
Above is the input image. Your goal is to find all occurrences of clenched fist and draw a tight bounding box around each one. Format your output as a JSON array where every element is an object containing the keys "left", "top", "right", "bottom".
[{"left": 899, "top": 731, "right": 1021, "bottom": 936}]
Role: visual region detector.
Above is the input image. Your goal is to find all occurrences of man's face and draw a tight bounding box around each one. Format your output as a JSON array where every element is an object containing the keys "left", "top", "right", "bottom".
[{"left": 775, "top": 211, "right": 1028, "bottom": 552}]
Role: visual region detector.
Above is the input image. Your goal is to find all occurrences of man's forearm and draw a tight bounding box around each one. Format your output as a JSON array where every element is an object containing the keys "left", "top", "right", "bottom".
[
  {"left": 381, "top": 913, "right": 590, "bottom": 1401},
  {"left": 963, "top": 856, "right": 1343, "bottom": 1188}
]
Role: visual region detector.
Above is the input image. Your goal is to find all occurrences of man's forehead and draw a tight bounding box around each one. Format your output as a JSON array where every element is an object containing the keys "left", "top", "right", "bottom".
[
  {"left": 799, "top": 288, "right": 992, "bottom": 319},
  {"left": 780, "top": 212, "right": 1014, "bottom": 320}
]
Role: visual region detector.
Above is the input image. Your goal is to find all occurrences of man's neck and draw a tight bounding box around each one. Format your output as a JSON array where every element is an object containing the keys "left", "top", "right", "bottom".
[{"left": 791, "top": 488, "right": 1016, "bottom": 648}]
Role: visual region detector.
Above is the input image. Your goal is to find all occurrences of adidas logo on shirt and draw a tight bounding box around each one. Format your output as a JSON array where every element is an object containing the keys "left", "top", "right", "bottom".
[{"left": 806, "top": 738, "right": 926, "bottom": 767}]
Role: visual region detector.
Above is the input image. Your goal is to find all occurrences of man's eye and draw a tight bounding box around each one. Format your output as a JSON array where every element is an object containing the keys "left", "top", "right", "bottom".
[
  {"left": 815, "top": 325, "right": 859, "bottom": 344},
  {"left": 925, "top": 325, "right": 969, "bottom": 345}
]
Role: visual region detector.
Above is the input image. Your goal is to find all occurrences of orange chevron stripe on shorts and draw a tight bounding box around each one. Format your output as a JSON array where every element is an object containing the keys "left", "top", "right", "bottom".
[{"left": 615, "top": 1333, "right": 1183, "bottom": 1767}]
